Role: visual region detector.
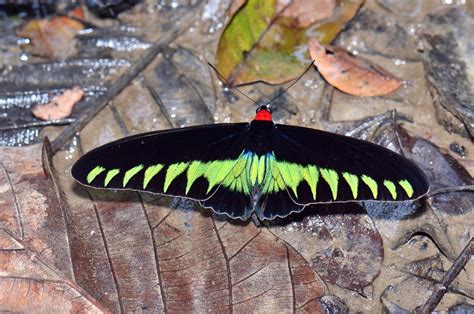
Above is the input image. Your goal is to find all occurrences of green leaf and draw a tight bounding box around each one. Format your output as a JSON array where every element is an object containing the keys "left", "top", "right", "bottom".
[{"left": 216, "top": 0, "right": 364, "bottom": 86}]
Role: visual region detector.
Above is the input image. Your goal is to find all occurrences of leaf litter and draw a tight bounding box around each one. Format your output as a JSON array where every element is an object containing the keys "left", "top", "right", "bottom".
[
  {"left": 32, "top": 86, "right": 84, "bottom": 120},
  {"left": 17, "top": 15, "right": 84, "bottom": 61},
  {"left": 308, "top": 38, "right": 403, "bottom": 96},
  {"left": 0, "top": 0, "right": 473, "bottom": 312},
  {"left": 215, "top": 0, "right": 364, "bottom": 86}
]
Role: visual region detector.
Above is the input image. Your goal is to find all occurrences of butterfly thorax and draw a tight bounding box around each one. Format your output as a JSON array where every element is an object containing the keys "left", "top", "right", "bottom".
[{"left": 217, "top": 120, "right": 282, "bottom": 202}]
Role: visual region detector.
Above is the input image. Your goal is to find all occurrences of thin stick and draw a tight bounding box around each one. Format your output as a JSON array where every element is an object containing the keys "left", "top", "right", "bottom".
[
  {"left": 416, "top": 238, "right": 473, "bottom": 313},
  {"left": 0, "top": 119, "right": 75, "bottom": 131},
  {"left": 427, "top": 185, "right": 474, "bottom": 198},
  {"left": 50, "top": 11, "right": 195, "bottom": 154}
]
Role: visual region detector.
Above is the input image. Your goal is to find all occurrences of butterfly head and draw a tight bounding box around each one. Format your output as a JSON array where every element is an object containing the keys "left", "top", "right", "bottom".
[{"left": 254, "top": 105, "right": 272, "bottom": 121}]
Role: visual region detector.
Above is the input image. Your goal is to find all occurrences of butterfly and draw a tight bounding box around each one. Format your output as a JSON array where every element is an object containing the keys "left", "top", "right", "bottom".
[{"left": 71, "top": 105, "right": 429, "bottom": 221}]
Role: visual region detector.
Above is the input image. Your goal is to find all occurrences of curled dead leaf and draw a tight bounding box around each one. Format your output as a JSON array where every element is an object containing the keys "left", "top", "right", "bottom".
[
  {"left": 32, "top": 87, "right": 84, "bottom": 121},
  {"left": 18, "top": 16, "right": 84, "bottom": 60},
  {"left": 308, "top": 38, "right": 403, "bottom": 96}
]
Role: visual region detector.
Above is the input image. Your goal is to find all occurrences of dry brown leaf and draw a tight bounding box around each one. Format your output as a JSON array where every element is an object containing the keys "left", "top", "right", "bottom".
[
  {"left": 18, "top": 16, "right": 84, "bottom": 60},
  {"left": 32, "top": 86, "right": 84, "bottom": 120},
  {"left": 277, "top": 0, "right": 335, "bottom": 28},
  {"left": 67, "top": 6, "right": 85, "bottom": 20},
  {"left": 272, "top": 204, "right": 384, "bottom": 294},
  {"left": 0, "top": 144, "right": 107, "bottom": 313},
  {"left": 308, "top": 38, "right": 403, "bottom": 96}
]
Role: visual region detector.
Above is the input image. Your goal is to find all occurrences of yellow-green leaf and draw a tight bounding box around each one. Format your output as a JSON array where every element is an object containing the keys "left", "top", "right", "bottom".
[{"left": 216, "top": 0, "right": 364, "bottom": 86}]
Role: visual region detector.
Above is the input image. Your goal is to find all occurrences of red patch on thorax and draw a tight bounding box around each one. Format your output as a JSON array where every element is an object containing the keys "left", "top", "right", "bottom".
[{"left": 254, "top": 108, "right": 272, "bottom": 121}]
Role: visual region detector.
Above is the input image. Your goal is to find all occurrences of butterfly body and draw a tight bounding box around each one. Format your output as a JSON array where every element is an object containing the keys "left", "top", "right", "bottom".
[{"left": 72, "top": 106, "right": 429, "bottom": 220}]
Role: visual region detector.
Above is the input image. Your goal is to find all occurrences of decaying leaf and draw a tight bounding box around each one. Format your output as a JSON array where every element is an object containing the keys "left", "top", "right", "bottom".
[
  {"left": 0, "top": 144, "right": 106, "bottom": 312},
  {"left": 271, "top": 204, "right": 384, "bottom": 293},
  {"left": 422, "top": 7, "right": 474, "bottom": 138},
  {"left": 32, "top": 86, "right": 84, "bottom": 121},
  {"left": 308, "top": 38, "right": 403, "bottom": 96},
  {"left": 277, "top": 0, "right": 335, "bottom": 28},
  {"left": 18, "top": 16, "right": 84, "bottom": 60},
  {"left": 216, "top": 0, "right": 364, "bottom": 86}
]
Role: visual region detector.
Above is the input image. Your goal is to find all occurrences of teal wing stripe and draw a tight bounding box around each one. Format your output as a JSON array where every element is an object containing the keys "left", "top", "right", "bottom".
[{"left": 123, "top": 165, "right": 144, "bottom": 187}]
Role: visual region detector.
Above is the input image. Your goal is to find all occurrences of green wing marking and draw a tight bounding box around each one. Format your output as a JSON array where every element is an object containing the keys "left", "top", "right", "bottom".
[
  {"left": 276, "top": 161, "right": 303, "bottom": 197},
  {"left": 383, "top": 180, "right": 397, "bottom": 200},
  {"left": 104, "top": 169, "right": 120, "bottom": 187},
  {"left": 342, "top": 172, "right": 359, "bottom": 199},
  {"left": 87, "top": 166, "right": 106, "bottom": 184},
  {"left": 81, "top": 151, "right": 418, "bottom": 204},
  {"left": 399, "top": 179, "right": 414, "bottom": 198},
  {"left": 205, "top": 160, "right": 237, "bottom": 193},
  {"left": 164, "top": 162, "right": 189, "bottom": 192},
  {"left": 320, "top": 168, "right": 339, "bottom": 200},
  {"left": 301, "top": 165, "right": 319, "bottom": 200},
  {"left": 186, "top": 161, "right": 207, "bottom": 194},
  {"left": 361, "top": 174, "right": 378, "bottom": 199},
  {"left": 123, "top": 165, "right": 144, "bottom": 187},
  {"left": 257, "top": 155, "right": 266, "bottom": 185},
  {"left": 262, "top": 157, "right": 286, "bottom": 194},
  {"left": 143, "top": 164, "right": 164, "bottom": 189}
]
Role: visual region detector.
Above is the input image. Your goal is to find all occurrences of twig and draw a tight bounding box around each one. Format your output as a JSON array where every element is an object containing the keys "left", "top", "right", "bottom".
[
  {"left": 427, "top": 185, "right": 474, "bottom": 198},
  {"left": 0, "top": 119, "right": 75, "bottom": 131},
  {"left": 50, "top": 11, "right": 195, "bottom": 155},
  {"left": 416, "top": 238, "right": 473, "bottom": 313}
]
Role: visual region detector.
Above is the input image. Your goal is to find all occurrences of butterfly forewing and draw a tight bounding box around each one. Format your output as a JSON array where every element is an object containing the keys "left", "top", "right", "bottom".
[
  {"left": 72, "top": 124, "right": 253, "bottom": 210},
  {"left": 271, "top": 124, "right": 429, "bottom": 205}
]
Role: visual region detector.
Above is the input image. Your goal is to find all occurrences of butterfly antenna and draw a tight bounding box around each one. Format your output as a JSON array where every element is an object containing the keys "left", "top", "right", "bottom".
[
  {"left": 207, "top": 62, "right": 261, "bottom": 106},
  {"left": 267, "top": 60, "right": 315, "bottom": 105}
]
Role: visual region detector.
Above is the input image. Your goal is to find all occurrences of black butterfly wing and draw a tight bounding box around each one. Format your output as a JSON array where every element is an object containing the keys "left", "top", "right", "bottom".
[
  {"left": 255, "top": 124, "right": 429, "bottom": 220},
  {"left": 71, "top": 123, "right": 255, "bottom": 219}
]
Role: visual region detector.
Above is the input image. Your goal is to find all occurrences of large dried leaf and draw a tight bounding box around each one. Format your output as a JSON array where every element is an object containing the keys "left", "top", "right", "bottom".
[
  {"left": 18, "top": 16, "right": 84, "bottom": 60},
  {"left": 271, "top": 204, "right": 384, "bottom": 293},
  {"left": 308, "top": 38, "right": 403, "bottom": 96},
  {"left": 0, "top": 144, "right": 106, "bottom": 312},
  {"left": 0, "top": 144, "right": 73, "bottom": 278},
  {"left": 422, "top": 7, "right": 474, "bottom": 138},
  {"left": 216, "top": 0, "right": 364, "bottom": 86}
]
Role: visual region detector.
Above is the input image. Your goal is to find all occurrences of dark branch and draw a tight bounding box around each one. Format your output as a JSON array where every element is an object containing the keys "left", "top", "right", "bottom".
[{"left": 416, "top": 238, "right": 473, "bottom": 313}]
